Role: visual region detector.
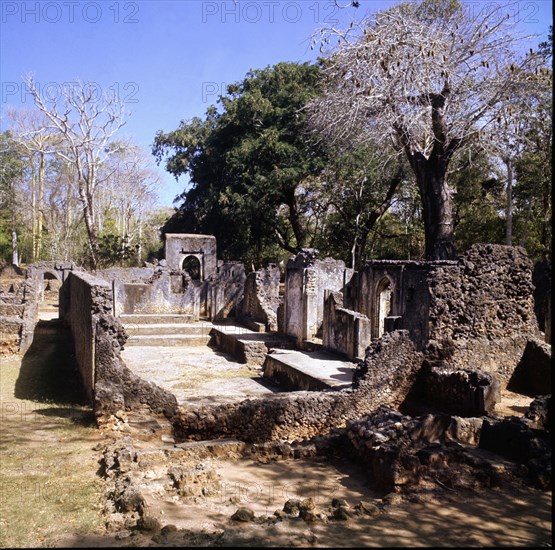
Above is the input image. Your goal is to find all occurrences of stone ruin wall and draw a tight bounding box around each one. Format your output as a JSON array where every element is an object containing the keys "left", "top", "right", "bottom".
[
  {"left": 322, "top": 290, "right": 371, "bottom": 361},
  {"left": 0, "top": 266, "right": 35, "bottom": 355},
  {"left": 283, "top": 249, "right": 354, "bottom": 345},
  {"left": 426, "top": 244, "right": 541, "bottom": 386},
  {"left": 238, "top": 263, "right": 281, "bottom": 331},
  {"left": 105, "top": 263, "right": 246, "bottom": 321},
  {"left": 60, "top": 270, "right": 177, "bottom": 422},
  {"left": 180, "top": 243, "right": 548, "bottom": 446},
  {"left": 0, "top": 261, "right": 75, "bottom": 354}
]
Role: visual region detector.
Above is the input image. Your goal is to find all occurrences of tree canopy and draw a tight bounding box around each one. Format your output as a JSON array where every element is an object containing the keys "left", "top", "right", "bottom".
[
  {"left": 153, "top": 61, "right": 329, "bottom": 266},
  {"left": 307, "top": 0, "right": 550, "bottom": 259}
]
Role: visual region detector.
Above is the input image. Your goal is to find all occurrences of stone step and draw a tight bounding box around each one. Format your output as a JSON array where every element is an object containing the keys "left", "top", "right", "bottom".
[
  {"left": 119, "top": 313, "right": 195, "bottom": 324},
  {"left": 123, "top": 322, "right": 214, "bottom": 336},
  {"left": 124, "top": 334, "right": 211, "bottom": 347},
  {"left": 262, "top": 349, "right": 355, "bottom": 391}
]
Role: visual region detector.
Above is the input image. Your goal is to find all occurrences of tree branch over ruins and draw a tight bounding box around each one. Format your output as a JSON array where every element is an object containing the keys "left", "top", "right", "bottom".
[{"left": 306, "top": 0, "right": 550, "bottom": 260}]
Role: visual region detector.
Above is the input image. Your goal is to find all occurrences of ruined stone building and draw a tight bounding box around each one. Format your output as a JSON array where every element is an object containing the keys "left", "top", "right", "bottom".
[{"left": 1, "top": 236, "right": 551, "bottom": 440}]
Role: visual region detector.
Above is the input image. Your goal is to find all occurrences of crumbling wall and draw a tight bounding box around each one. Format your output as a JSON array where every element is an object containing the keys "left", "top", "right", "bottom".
[
  {"left": 427, "top": 244, "right": 540, "bottom": 386},
  {"left": 93, "top": 313, "right": 178, "bottom": 422},
  {"left": 61, "top": 271, "right": 178, "bottom": 421},
  {"left": 357, "top": 260, "right": 456, "bottom": 348},
  {"left": 0, "top": 266, "right": 39, "bottom": 354},
  {"left": 507, "top": 339, "right": 552, "bottom": 397},
  {"left": 174, "top": 330, "right": 423, "bottom": 443},
  {"left": 112, "top": 268, "right": 199, "bottom": 316},
  {"left": 61, "top": 271, "right": 111, "bottom": 398},
  {"left": 323, "top": 291, "right": 371, "bottom": 360},
  {"left": 108, "top": 263, "right": 245, "bottom": 321},
  {"left": 238, "top": 264, "right": 281, "bottom": 331},
  {"left": 209, "top": 262, "right": 246, "bottom": 320},
  {"left": 283, "top": 250, "right": 353, "bottom": 345},
  {"left": 419, "top": 363, "right": 501, "bottom": 416}
]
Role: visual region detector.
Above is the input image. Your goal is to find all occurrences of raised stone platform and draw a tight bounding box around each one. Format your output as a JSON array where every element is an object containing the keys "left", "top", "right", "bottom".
[
  {"left": 120, "top": 344, "right": 282, "bottom": 406},
  {"left": 262, "top": 349, "right": 356, "bottom": 391},
  {"left": 209, "top": 324, "right": 293, "bottom": 366}
]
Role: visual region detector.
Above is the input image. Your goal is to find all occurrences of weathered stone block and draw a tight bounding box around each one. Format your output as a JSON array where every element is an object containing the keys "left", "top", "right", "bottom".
[{"left": 507, "top": 338, "right": 552, "bottom": 396}]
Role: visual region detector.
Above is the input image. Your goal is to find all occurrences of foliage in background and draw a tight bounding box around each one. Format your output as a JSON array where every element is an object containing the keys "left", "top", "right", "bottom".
[{"left": 154, "top": 61, "right": 329, "bottom": 268}]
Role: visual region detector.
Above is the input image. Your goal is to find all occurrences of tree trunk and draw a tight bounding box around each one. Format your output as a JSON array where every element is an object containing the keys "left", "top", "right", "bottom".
[
  {"left": 31, "top": 161, "right": 36, "bottom": 261},
  {"left": 64, "top": 171, "right": 72, "bottom": 261},
  {"left": 137, "top": 220, "right": 143, "bottom": 263},
  {"left": 78, "top": 181, "right": 99, "bottom": 269},
  {"left": 37, "top": 151, "right": 45, "bottom": 259},
  {"left": 11, "top": 220, "right": 19, "bottom": 267},
  {"left": 505, "top": 157, "right": 513, "bottom": 246},
  {"left": 284, "top": 188, "right": 307, "bottom": 251},
  {"left": 413, "top": 155, "right": 456, "bottom": 261}
]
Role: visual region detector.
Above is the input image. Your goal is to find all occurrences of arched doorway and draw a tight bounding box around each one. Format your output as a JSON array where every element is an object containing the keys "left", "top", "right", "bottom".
[
  {"left": 181, "top": 255, "right": 201, "bottom": 280},
  {"left": 376, "top": 277, "right": 392, "bottom": 338}
]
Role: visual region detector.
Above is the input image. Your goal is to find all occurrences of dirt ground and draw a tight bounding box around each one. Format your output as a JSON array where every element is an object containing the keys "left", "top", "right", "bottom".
[{"left": 0, "top": 321, "right": 552, "bottom": 547}]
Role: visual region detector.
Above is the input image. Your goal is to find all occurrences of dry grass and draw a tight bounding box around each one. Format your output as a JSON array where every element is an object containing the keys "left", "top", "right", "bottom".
[
  {"left": 172, "top": 365, "right": 260, "bottom": 389},
  {"left": 0, "top": 324, "right": 108, "bottom": 547}
]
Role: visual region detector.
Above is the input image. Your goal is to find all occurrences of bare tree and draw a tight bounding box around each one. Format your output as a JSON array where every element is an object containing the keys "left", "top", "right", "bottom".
[
  {"left": 97, "top": 143, "right": 160, "bottom": 262},
  {"left": 489, "top": 62, "right": 551, "bottom": 246},
  {"left": 307, "top": 0, "right": 548, "bottom": 259},
  {"left": 25, "top": 76, "right": 129, "bottom": 268},
  {"left": 7, "top": 108, "right": 62, "bottom": 260}
]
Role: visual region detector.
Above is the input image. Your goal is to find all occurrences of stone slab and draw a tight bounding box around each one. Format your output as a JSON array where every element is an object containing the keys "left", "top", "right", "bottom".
[{"left": 263, "top": 349, "right": 356, "bottom": 391}]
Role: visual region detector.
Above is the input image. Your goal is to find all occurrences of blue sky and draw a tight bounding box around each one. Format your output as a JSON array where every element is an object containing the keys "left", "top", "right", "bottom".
[{"left": 1, "top": 0, "right": 552, "bottom": 207}]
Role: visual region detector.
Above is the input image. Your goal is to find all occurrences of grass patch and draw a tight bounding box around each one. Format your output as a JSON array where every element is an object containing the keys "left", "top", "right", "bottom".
[{"left": 0, "top": 326, "right": 107, "bottom": 547}]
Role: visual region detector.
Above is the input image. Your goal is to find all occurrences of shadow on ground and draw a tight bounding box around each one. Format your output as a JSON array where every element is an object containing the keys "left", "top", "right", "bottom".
[{"left": 14, "top": 318, "right": 94, "bottom": 424}]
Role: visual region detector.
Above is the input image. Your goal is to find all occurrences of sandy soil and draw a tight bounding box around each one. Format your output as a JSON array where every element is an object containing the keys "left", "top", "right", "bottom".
[
  {"left": 54, "top": 386, "right": 552, "bottom": 548},
  {"left": 56, "top": 452, "right": 553, "bottom": 548},
  {"left": 1, "top": 331, "right": 552, "bottom": 548}
]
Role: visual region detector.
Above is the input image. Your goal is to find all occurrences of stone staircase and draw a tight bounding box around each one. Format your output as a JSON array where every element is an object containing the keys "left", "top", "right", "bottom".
[{"left": 120, "top": 313, "right": 213, "bottom": 347}]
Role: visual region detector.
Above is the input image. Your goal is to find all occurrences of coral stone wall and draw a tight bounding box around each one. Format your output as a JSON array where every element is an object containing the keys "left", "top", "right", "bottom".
[
  {"left": 239, "top": 264, "right": 281, "bottom": 331},
  {"left": 61, "top": 271, "right": 178, "bottom": 420},
  {"left": 427, "top": 244, "right": 540, "bottom": 385}
]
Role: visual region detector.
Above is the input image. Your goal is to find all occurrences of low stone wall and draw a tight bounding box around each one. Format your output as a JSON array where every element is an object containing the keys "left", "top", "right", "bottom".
[
  {"left": 420, "top": 363, "right": 500, "bottom": 416},
  {"left": 507, "top": 339, "right": 552, "bottom": 397},
  {"left": 0, "top": 315, "right": 22, "bottom": 354},
  {"left": 427, "top": 244, "right": 540, "bottom": 386},
  {"left": 174, "top": 330, "right": 423, "bottom": 443},
  {"left": 345, "top": 407, "right": 483, "bottom": 489},
  {"left": 0, "top": 267, "right": 39, "bottom": 355}
]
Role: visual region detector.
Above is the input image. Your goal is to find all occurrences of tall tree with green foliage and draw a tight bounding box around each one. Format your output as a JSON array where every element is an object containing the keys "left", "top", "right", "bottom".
[
  {"left": 311, "top": 144, "right": 407, "bottom": 269},
  {"left": 0, "top": 131, "right": 26, "bottom": 266},
  {"left": 153, "top": 62, "right": 328, "bottom": 266}
]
